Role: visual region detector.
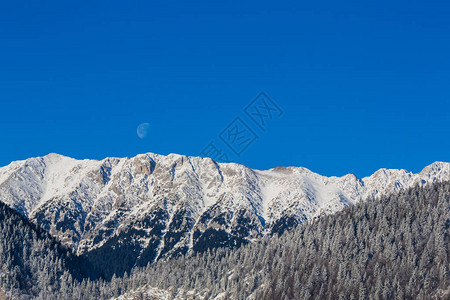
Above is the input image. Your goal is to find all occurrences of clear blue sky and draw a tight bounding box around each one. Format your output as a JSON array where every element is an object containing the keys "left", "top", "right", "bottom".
[{"left": 0, "top": 0, "right": 449, "bottom": 177}]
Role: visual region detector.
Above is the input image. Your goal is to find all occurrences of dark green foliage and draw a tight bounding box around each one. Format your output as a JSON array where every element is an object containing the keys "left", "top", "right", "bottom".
[
  {"left": 270, "top": 215, "right": 301, "bottom": 235},
  {"left": 193, "top": 228, "right": 249, "bottom": 253},
  {"left": 0, "top": 200, "right": 94, "bottom": 299},
  {"left": 83, "top": 228, "right": 144, "bottom": 279}
]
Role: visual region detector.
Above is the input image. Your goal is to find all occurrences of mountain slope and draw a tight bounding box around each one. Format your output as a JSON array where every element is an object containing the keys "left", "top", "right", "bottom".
[
  {"left": 0, "top": 199, "right": 93, "bottom": 299},
  {"left": 112, "top": 181, "right": 450, "bottom": 300},
  {"left": 0, "top": 153, "right": 449, "bottom": 277}
]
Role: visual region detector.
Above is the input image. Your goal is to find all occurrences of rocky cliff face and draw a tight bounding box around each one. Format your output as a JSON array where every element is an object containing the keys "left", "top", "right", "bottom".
[{"left": 0, "top": 153, "right": 449, "bottom": 275}]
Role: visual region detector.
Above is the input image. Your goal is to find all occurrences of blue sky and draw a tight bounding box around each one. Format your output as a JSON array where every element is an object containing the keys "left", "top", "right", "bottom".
[{"left": 0, "top": 0, "right": 449, "bottom": 177}]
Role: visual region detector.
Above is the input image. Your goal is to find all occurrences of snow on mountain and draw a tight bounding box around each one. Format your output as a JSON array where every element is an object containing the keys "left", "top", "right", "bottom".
[
  {"left": 0, "top": 153, "right": 448, "bottom": 272},
  {"left": 112, "top": 285, "right": 209, "bottom": 300}
]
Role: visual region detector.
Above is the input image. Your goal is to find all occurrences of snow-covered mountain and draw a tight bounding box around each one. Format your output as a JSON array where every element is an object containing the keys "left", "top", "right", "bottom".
[{"left": 0, "top": 153, "right": 449, "bottom": 275}]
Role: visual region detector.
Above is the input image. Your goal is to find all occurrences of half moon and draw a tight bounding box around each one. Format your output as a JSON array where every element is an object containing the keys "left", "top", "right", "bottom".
[{"left": 137, "top": 123, "right": 150, "bottom": 139}]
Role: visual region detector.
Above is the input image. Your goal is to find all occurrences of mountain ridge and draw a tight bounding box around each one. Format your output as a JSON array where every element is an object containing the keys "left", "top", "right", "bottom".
[{"left": 0, "top": 152, "right": 449, "bottom": 277}]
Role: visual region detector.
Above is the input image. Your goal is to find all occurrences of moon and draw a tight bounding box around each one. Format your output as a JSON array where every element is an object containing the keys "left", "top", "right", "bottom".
[{"left": 137, "top": 123, "right": 150, "bottom": 139}]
